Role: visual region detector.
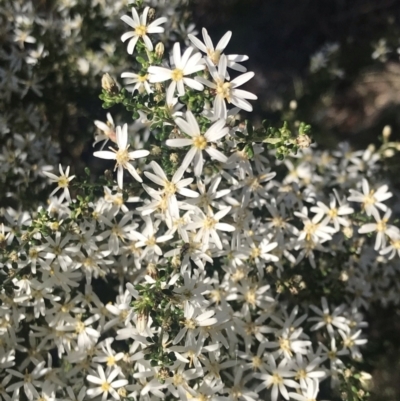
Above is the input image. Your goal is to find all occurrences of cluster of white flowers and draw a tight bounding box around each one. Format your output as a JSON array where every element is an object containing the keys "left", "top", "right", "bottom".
[{"left": 1, "top": 2, "right": 399, "bottom": 401}]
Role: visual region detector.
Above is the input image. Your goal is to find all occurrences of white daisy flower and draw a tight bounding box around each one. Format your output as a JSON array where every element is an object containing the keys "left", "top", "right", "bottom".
[
  {"left": 186, "top": 206, "right": 235, "bottom": 250},
  {"left": 144, "top": 160, "right": 199, "bottom": 217},
  {"left": 166, "top": 111, "right": 229, "bottom": 176},
  {"left": 121, "top": 6, "right": 167, "bottom": 54},
  {"left": 358, "top": 209, "right": 398, "bottom": 250},
  {"left": 94, "top": 113, "right": 116, "bottom": 149},
  {"left": 94, "top": 123, "right": 149, "bottom": 189},
  {"left": 348, "top": 178, "right": 392, "bottom": 218},
  {"left": 121, "top": 71, "right": 152, "bottom": 94},
  {"left": 87, "top": 365, "right": 128, "bottom": 401},
  {"left": 188, "top": 27, "right": 249, "bottom": 72},
  {"left": 148, "top": 42, "right": 205, "bottom": 96},
  {"left": 43, "top": 164, "right": 75, "bottom": 203},
  {"left": 196, "top": 54, "right": 257, "bottom": 119}
]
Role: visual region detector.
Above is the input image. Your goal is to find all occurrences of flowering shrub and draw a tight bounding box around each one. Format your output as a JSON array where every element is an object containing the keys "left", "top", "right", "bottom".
[{"left": 1, "top": 1, "right": 400, "bottom": 401}]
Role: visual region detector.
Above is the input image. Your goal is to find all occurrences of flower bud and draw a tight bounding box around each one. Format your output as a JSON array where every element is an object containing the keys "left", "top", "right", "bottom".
[
  {"left": 383, "top": 148, "right": 395, "bottom": 158},
  {"left": 150, "top": 145, "right": 162, "bottom": 156},
  {"left": 382, "top": 125, "right": 392, "bottom": 140},
  {"left": 136, "top": 312, "right": 149, "bottom": 334},
  {"left": 289, "top": 100, "right": 297, "bottom": 110},
  {"left": 101, "top": 73, "right": 119, "bottom": 95},
  {"left": 146, "top": 262, "right": 158, "bottom": 279},
  {"left": 147, "top": 8, "right": 156, "bottom": 22},
  {"left": 296, "top": 134, "right": 312, "bottom": 149},
  {"left": 359, "top": 371, "right": 373, "bottom": 391},
  {"left": 155, "top": 42, "right": 165, "bottom": 58},
  {"left": 170, "top": 153, "right": 179, "bottom": 163},
  {"left": 342, "top": 226, "right": 353, "bottom": 238}
]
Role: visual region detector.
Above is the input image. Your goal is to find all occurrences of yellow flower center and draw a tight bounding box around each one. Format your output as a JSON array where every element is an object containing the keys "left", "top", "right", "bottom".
[
  {"left": 296, "top": 368, "right": 307, "bottom": 380},
  {"left": 279, "top": 337, "right": 292, "bottom": 356},
  {"left": 135, "top": 25, "right": 147, "bottom": 37},
  {"left": 304, "top": 221, "right": 318, "bottom": 241},
  {"left": 328, "top": 208, "right": 338, "bottom": 218},
  {"left": 184, "top": 318, "right": 197, "bottom": 330},
  {"left": 245, "top": 288, "right": 257, "bottom": 306},
  {"left": 376, "top": 219, "right": 388, "bottom": 232},
  {"left": 363, "top": 190, "right": 376, "bottom": 208},
  {"left": 57, "top": 176, "right": 69, "bottom": 188},
  {"left": 171, "top": 68, "right": 184, "bottom": 81},
  {"left": 270, "top": 373, "right": 283, "bottom": 385},
  {"left": 101, "top": 382, "right": 111, "bottom": 392},
  {"left": 204, "top": 216, "right": 217, "bottom": 229},
  {"left": 115, "top": 148, "right": 130, "bottom": 166},
  {"left": 146, "top": 236, "right": 156, "bottom": 246},
  {"left": 193, "top": 135, "right": 207, "bottom": 150},
  {"left": 106, "top": 356, "right": 116, "bottom": 366},
  {"left": 392, "top": 239, "right": 400, "bottom": 249},
  {"left": 252, "top": 356, "right": 262, "bottom": 370},
  {"left": 216, "top": 80, "right": 232, "bottom": 101},
  {"left": 207, "top": 49, "right": 221, "bottom": 64},
  {"left": 250, "top": 246, "right": 261, "bottom": 259},
  {"left": 138, "top": 74, "right": 148, "bottom": 82},
  {"left": 75, "top": 321, "right": 85, "bottom": 334},
  {"left": 164, "top": 181, "right": 176, "bottom": 195}
]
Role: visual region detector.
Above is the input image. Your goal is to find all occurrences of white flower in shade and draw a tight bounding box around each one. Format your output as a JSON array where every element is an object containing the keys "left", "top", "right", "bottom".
[
  {"left": 358, "top": 209, "right": 398, "bottom": 250},
  {"left": 294, "top": 207, "right": 336, "bottom": 244},
  {"left": 310, "top": 192, "right": 354, "bottom": 231},
  {"left": 288, "top": 378, "right": 319, "bottom": 401},
  {"left": 348, "top": 178, "right": 392, "bottom": 218},
  {"left": 43, "top": 164, "right": 75, "bottom": 203},
  {"left": 57, "top": 315, "right": 100, "bottom": 350},
  {"left": 172, "top": 301, "right": 218, "bottom": 344},
  {"left": 187, "top": 176, "right": 231, "bottom": 213},
  {"left": 380, "top": 231, "right": 400, "bottom": 259},
  {"left": 6, "top": 362, "right": 49, "bottom": 400},
  {"left": 255, "top": 354, "right": 299, "bottom": 401},
  {"left": 87, "top": 365, "right": 128, "bottom": 401},
  {"left": 308, "top": 297, "right": 349, "bottom": 337},
  {"left": 121, "top": 71, "right": 152, "bottom": 94},
  {"left": 121, "top": 6, "right": 167, "bottom": 54},
  {"left": 293, "top": 354, "right": 326, "bottom": 388},
  {"left": 338, "top": 329, "right": 368, "bottom": 360},
  {"left": 196, "top": 55, "right": 257, "bottom": 119},
  {"left": 186, "top": 206, "right": 235, "bottom": 250},
  {"left": 188, "top": 28, "right": 249, "bottom": 72},
  {"left": 166, "top": 111, "right": 229, "bottom": 176},
  {"left": 144, "top": 161, "right": 198, "bottom": 217},
  {"left": 130, "top": 216, "right": 173, "bottom": 259},
  {"left": 94, "top": 113, "right": 116, "bottom": 149},
  {"left": 94, "top": 123, "right": 149, "bottom": 189},
  {"left": 165, "top": 83, "right": 184, "bottom": 118},
  {"left": 148, "top": 42, "right": 205, "bottom": 96}
]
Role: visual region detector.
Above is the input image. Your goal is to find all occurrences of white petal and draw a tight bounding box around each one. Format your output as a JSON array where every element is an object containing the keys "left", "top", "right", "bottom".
[
  {"left": 188, "top": 34, "right": 207, "bottom": 53},
  {"left": 182, "top": 77, "right": 204, "bottom": 92},
  {"left": 215, "top": 222, "right": 235, "bottom": 232},
  {"left": 144, "top": 172, "right": 165, "bottom": 186},
  {"left": 231, "top": 71, "right": 255, "bottom": 87},
  {"left": 205, "top": 147, "right": 228, "bottom": 163},
  {"left": 121, "top": 15, "right": 137, "bottom": 29},
  {"left": 216, "top": 31, "right": 232, "bottom": 51},
  {"left": 94, "top": 150, "right": 116, "bottom": 160},
  {"left": 166, "top": 138, "right": 193, "bottom": 148},
  {"left": 130, "top": 149, "right": 149, "bottom": 159}
]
